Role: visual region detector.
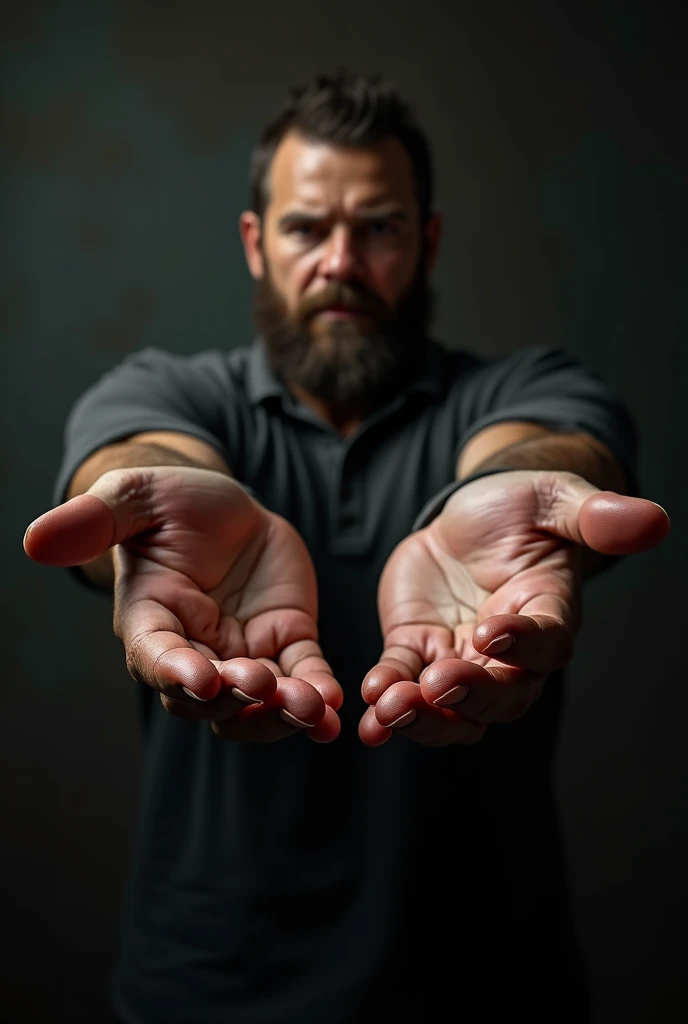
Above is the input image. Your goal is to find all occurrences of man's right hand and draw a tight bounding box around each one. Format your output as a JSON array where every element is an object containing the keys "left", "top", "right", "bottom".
[{"left": 24, "top": 466, "right": 342, "bottom": 743}]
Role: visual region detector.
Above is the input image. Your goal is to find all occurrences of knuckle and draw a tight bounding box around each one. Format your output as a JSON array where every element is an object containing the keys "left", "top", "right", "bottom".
[
  {"left": 125, "top": 646, "right": 144, "bottom": 684},
  {"left": 125, "top": 632, "right": 155, "bottom": 687}
]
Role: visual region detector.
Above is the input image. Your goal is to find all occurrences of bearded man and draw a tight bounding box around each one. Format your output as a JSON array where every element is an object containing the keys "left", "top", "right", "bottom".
[{"left": 24, "top": 70, "right": 668, "bottom": 1024}]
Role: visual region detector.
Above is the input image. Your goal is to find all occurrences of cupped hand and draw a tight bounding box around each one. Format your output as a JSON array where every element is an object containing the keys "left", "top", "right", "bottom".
[
  {"left": 24, "top": 466, "right": 342, "bottom": 743},
  {"left": 359, "top": 470, "right": 669, "bottom": 747}
]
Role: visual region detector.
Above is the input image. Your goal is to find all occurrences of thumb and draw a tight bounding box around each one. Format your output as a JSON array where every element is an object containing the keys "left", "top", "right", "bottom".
[
  {"left": 23, "top": 468, "right": 158, "bottom": 567},
  {"left": 541, "top": 474, "right": 670, "bottom": 556}
]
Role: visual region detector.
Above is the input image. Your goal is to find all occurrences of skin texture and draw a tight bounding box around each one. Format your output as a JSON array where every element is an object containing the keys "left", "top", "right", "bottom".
[
  {"left": 358, "top": 470, "right": 669, "bottom": 746},
  {"left": 239, "top": 131, "right": 442, "bottom": 436},
  {"left": 24, "top": 134, "right": 671, "bottom": 747},
  {"left": 25, "top": 466, "right": 343, "bottom": 743}
]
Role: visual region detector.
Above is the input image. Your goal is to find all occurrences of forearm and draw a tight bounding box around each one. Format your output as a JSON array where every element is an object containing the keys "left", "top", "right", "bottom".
[
  {"left": 463, "top": 430, "right": 629, "bottom": 494},
  {"left": 67, "top": 441, "right": 227, "bottom": 589}
]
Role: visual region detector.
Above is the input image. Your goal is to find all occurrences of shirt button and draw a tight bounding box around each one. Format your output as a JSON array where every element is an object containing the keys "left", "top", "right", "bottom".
[{"left": 340, "top": 512, "right": 357, "bottom": 528}]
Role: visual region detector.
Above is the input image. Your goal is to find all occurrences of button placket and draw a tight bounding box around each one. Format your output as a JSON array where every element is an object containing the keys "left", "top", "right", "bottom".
[
  {"left": 339, "top": 489, "right": 360, "bottom": 529},
  {"left": 326, "top": 445, "right": 366, "bottom": 553},
  {"left": 340, "top": 448, "right": 362, "bottom": 528}
]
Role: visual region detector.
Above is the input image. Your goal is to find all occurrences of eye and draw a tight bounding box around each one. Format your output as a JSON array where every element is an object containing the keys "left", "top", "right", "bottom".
[
  {"left": 289, "top": 222, "right": 321, "bottom": 240},
  {"left": 363, "top": 219, "right": 398, "bottom": 238}
]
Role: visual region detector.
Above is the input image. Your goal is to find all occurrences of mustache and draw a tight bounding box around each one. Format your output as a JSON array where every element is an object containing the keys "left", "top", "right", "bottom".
[{"left": 296, "top": 284, "right": 390, "bottom": 321}]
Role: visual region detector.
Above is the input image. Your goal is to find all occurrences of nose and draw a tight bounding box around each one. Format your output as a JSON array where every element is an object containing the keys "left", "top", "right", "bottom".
[{"left": 318, "top": 225, "right": 359, "bottom": 281}]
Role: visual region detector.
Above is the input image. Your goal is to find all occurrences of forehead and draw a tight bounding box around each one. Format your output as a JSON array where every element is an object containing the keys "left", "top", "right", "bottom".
[{"left": 265, "top": 131, "right": 418, "bottom": 212}]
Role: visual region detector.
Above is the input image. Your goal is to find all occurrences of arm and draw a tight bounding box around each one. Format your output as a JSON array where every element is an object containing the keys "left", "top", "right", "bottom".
[
  {"left": 358, "top": 354, "right": 664, "bottom": 746},
  {"left": 66, "top": 430, "right": 232, "bottom": 589},
  {"left": 456, "top": 421, "right": 630, "bottom": 577},
  {"left": 361, "top": 454, "right": 668, "bottom": 746},
  {"left": 456, "top": 420, "right": 629, "bottom": 492},
  {"left": 28, "top": 445, "right": 344, "bottom": 743}
]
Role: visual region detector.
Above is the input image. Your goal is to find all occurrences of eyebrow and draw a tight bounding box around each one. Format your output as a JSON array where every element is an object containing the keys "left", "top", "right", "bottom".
[{"left": 277, "top": 207, "right": 408, "bottom": 231}]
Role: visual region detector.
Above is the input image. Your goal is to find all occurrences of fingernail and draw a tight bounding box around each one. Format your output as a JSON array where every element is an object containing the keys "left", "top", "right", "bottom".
[
  {"left": 433, "top": 684, "right": 469, "bottom": 707},
  {"left": 182, "top": 686, "right": 209, "bottom": 701},
  {"left": 483, "top": 633, "right": 515, "bottom": 657},
  {"left": 231, "top": 687, "right": 262, "bottom": 705},
  {"left": 279, "top": 710, "right": 314, "bottom": 729},
  {"left": 388, "top": 710, "right": 417, "bottom": 728}
]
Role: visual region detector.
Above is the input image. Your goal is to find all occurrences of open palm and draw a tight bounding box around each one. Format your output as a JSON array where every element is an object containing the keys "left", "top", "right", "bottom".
[
  {"left": 25, "top": 466, "right": 342, "bottom": 742},
  {"left": 359, "top": 470, "right": 669, "bottom": 746}
]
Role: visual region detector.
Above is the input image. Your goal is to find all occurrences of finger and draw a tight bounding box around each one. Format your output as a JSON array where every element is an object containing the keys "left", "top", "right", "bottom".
[
  {"left": 116, "top": 596, "right": 223, "bottom": 701},
  {"left": 211, "top": 676, "right": 327, "bottom": 744},
  {"left": 24, "top": 494, "right": 119, "bottom": 567},
  {"left": 277, "top": 638, "right": 344, "bottom": 711},
  {"left": 278, "top": 676, "right": 327, "bottom": 727},
  {"left": 309, "top": 705, "right": 341, "bottom": 744},
  {"left": 361, "top": 664, "right": 406, "bottom": 705},
  {"left": 162, "top": 652, "right": 277, "bottom": 720},
  {"left": 361, "top": 636, "right": 458, "bottom": 704},
  {"left": 213, "top": 657, "right": 278, "bottom": 702},
  {"left": 212, "top": 705, "right": 340, "bottom": 743},
  {"left": 373, "top": 681, "right": 486, "bottom": 746},
  {"left": 472, "top": 609, "right": 575, "bottom": 675},
  {"left": 537, "top": 475, "right": 670, "bottom": 555},
  {"left": 160, "top": 691, "right": 245, "bottom": 721},
  {"left": 419, "top": 658, "right": 543, "bottom": 725},
  {"left": 361, "top": 640, "right": 429, "bottom": 704},
  {"left": 358, "top": 704, "right": 392, "bottom": 746},
  {"left": 23, "top": 470, "right": 162, "bottom": 567}
]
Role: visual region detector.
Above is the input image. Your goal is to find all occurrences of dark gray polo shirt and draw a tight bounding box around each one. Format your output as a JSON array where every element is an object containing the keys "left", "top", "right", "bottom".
[{"left": 53, "top": 339, "right": 638, "bottom": 1024}]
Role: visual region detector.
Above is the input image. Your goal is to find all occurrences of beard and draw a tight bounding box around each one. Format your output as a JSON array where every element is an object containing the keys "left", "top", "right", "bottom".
[{"left": 253, "top": 257, "right": 434, "bottom": 411}]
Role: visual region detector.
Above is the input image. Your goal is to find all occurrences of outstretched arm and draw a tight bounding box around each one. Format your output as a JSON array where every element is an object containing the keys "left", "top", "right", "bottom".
[{"left": 359, "top": 422, "right": 668, "bottom": 747}]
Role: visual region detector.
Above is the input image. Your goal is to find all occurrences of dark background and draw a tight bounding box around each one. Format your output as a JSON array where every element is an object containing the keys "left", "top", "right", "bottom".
[{"left": 1, "top": 1, "right": 685, "bottom": 1021}]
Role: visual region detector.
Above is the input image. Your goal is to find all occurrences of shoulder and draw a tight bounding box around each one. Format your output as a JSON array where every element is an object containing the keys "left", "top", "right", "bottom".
[
  {"left": 92, "top": 344, "right": 256, "bottom": 408},
  {"left": 428, "top": 341, "right": 567, "bottom": 396},
  {"left": 117, "top": 344, "right": 251, "bottom": 385},
  {"left": 440, "top": 342, "right": 603, "bottom": 398}
]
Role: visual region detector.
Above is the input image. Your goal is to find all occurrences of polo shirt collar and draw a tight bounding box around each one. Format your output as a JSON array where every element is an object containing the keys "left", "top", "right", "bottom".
[
  {"left": 245, "top": 337, "right": 286, "bottom": 404},
  {"left": 245, "top": 335, "right": 446, "bottom": 407}
]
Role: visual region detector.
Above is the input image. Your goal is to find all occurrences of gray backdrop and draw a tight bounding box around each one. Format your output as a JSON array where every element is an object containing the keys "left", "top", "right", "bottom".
[{"left": 2, "top": 1, "right": 685, "bottom": 1021}]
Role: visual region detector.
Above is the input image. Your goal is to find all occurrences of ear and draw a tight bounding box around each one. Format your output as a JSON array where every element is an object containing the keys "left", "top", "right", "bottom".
[
  {"left": 239, "top": 211, "right": 264, "bottom": 279},
  {"left": 423, "top": 213, "right": 443, "bottom": 273}
]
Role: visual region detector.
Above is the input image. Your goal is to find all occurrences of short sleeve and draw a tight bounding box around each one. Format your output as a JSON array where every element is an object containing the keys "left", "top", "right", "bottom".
[
  {"left": 52, "top": 346, "right": 235, "bottom": 508},
  {"left": 454, "top": 346, "right": 640, "bottom": 495}
]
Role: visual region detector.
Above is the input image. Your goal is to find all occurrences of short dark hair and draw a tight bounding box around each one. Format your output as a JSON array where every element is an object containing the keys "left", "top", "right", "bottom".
[{"left": 249, "top": 70, "right": 434, "bottom": 223}]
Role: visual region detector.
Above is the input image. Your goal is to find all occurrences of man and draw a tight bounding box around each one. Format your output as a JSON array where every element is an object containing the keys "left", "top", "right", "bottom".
[{"left": 24, "top": 71, "right": 668, "bottom": 1023}]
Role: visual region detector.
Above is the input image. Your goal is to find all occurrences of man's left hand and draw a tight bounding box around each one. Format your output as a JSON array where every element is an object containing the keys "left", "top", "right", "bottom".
[{"left": 359, "top": 470, "right": 669, "bottom": 747}]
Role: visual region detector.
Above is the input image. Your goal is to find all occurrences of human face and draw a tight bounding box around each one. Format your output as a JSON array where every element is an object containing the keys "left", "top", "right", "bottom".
[{"left": 240, "top": 132, "right": 441, "bottom": 408}]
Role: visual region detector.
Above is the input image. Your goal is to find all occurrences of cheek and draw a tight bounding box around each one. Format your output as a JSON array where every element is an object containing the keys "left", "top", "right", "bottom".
[
  {"left": 369, "top": 251, "right": 417, "bottom": 303},
  {"left": 269, "top": 252, "right": 311, "bottom": 306}
]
